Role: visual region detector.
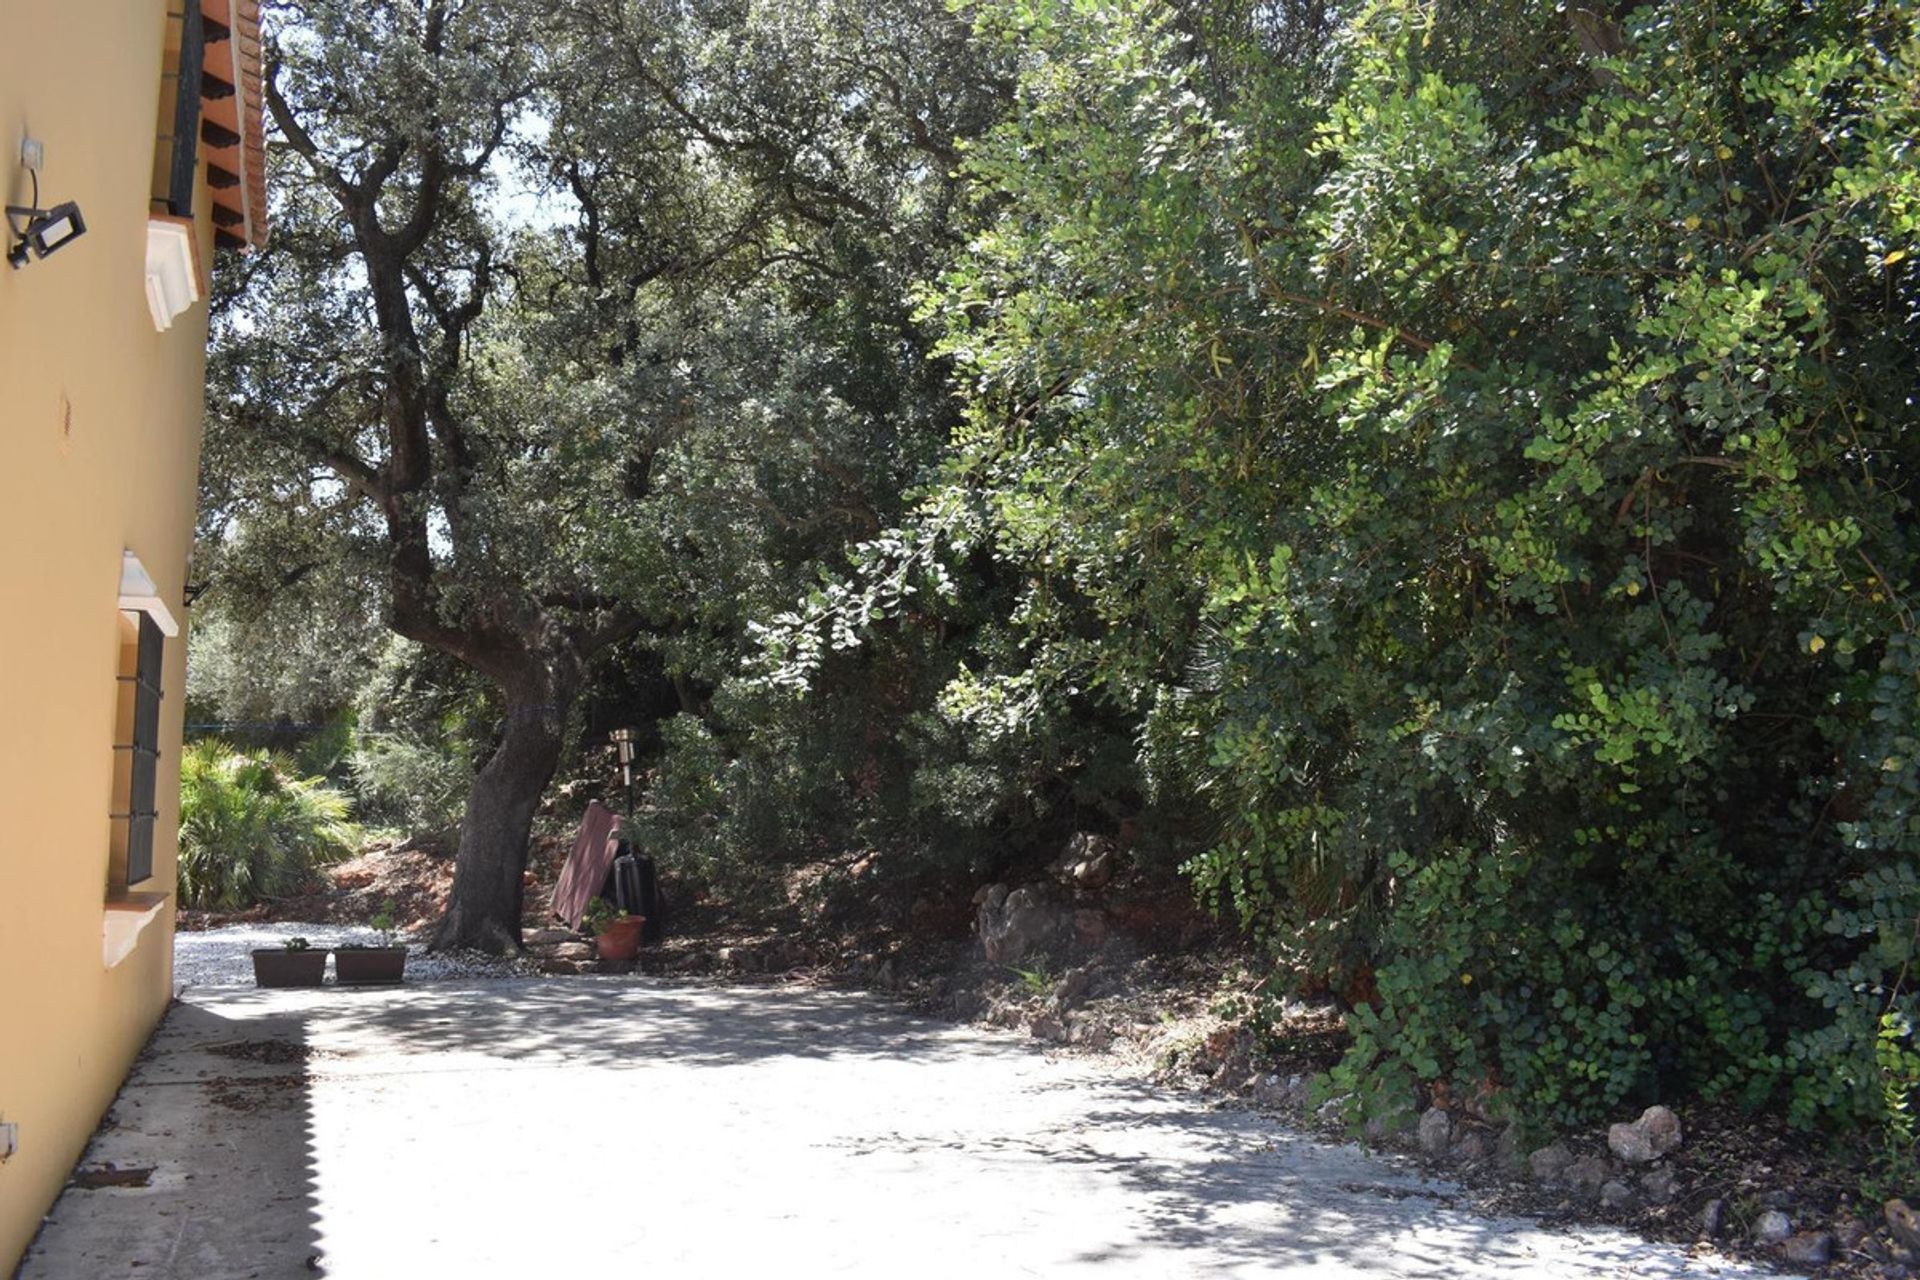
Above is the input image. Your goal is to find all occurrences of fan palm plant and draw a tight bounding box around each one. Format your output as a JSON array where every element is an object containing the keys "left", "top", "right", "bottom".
[{"left": 177, "top": 739, "right": 360, "bottom": 910}]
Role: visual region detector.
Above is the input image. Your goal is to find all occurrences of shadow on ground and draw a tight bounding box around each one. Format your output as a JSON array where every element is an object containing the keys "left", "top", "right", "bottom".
[
  {"left": 20, "top": 1001, "right": 324, "bottom": 1278},
  {"left": 21, "top": 976, "right": 1783, "bottom": 1278},
  {"left": 299, "top": 977, "right": 982, "bottom": 1070}
]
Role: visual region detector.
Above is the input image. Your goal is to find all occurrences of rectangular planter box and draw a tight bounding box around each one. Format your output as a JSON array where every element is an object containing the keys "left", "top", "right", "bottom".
[
  {"left": 334, "top": 947, "right": 407, "bottom": 985},
  {"left": 251, "top": 948, "right": 327, "bottom": 988}
]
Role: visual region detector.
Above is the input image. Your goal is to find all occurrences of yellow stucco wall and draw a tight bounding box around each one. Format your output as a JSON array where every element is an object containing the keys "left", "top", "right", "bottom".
[{"left": 0, "top": 2, "right": 220, "bottom": 1267}]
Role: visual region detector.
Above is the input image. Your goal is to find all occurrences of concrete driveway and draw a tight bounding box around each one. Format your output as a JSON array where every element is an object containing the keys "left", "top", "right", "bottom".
[{"left": 22, "top": 978, "right": 1782, "bottom": 1278}]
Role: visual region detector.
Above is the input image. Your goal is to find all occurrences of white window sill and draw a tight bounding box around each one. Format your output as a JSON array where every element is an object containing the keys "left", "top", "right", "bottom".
[{"left": 103, "top": 891, "right": 169, "bottom": 968}]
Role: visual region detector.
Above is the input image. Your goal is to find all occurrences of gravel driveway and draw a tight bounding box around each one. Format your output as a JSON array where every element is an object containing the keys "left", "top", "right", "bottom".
[
  {"left": 23, "top": 975, "right": 1786, "bottom": 1279},
  {"left": 172, "top": 922, "right": 538, "bottom": 989}
]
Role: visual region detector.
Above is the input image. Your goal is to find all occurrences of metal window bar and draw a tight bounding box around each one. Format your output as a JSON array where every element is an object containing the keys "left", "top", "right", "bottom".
[
  {"left": 165, "top": 2, "right": 205, "bottom": 218},
  {"left": 111, "top": 613, "right": 165, "bottom": 886}
]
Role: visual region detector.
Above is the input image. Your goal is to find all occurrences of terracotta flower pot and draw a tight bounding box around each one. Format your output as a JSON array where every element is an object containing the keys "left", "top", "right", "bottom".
[
  {"left": 251, "top": 948, "right": 327, "bottom": 988},
  {"left": 334, "top": 946, "right": 407, "bottom": 984},
  {"left": 594, "top": 916, "right": 645, "bottom": 962}
]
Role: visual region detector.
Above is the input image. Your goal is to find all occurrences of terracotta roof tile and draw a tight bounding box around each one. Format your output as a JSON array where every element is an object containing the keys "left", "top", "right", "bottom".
[{"left": 203, "top": 0, "right": 268, "bottom": 249}]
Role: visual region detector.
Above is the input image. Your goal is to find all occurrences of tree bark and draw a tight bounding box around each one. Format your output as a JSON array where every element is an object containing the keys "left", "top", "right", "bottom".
[{"left": 431, "top": 670, "right": 575, "bottom": 953}]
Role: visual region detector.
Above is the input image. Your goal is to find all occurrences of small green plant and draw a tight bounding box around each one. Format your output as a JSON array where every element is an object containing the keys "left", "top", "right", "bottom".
[
  {"left": 1863, "top": 1013, "right": 1920, "bottom": 1202},
  {"left": 283, "top": 936, "right": 312, "bottom": 952},
  {"left": 1006, "top": 961, "right": 1054, "bottom": 996},
  {"left": 581, "top": 899, "right": 621, "bottom": 934},
  {"left": 369, "top": 899, "right": 400, "bottom": 948},
  {"left": 340, "top": 900, "right": 402, "bottom": 952}
]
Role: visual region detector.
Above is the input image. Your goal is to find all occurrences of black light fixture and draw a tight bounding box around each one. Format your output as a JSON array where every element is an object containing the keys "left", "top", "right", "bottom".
[
  {"left": 7, "top": 201, "right": 86, "bottom": 268},
  {"left": 610, "top": 727, "right": 639, "bottom": 813},
  {"left": 7, "top": 150, "right": 86, "bottom": 270}
]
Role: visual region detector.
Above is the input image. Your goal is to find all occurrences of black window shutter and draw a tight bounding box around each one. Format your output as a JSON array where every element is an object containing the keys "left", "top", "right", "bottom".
[
  {"left": 125, "top": 614, "right": 164, "bottom": 886},
  {"left": 166, "top": 3, "right": 205, "bottom": 218}
]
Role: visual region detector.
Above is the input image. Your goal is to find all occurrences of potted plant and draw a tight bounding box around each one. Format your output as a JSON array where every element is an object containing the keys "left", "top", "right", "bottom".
[
  {"left": 583, "top": 898, "right": 645, "bottom": 963},
  {"left": 335, "top": 900, "right": 408, "bottom": 984},
  {"left": 251, "top": 936, "right": 327, "bottom": 988}
]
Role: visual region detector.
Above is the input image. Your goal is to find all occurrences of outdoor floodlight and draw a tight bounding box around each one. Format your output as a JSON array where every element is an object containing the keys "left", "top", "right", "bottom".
[
  {"left": 8, "top": 140, "right": 87, "bottom": 270},
  {"left": 7, "top": 200, "right": 87, "bottom": 269}
]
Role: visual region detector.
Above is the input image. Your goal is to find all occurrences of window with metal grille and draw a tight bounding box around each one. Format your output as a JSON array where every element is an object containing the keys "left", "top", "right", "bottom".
[
  {"left": 115, "top": 613, "right": 164, "bottom": 887},
  {"left": 153, "top": 2, "right": 206, "bottom": 218}
]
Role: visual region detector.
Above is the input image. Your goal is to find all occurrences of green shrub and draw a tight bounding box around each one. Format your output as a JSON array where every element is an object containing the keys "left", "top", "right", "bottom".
[
  {"left": 758, "top": 0, "right": 1920, "bottom": 1143},
  {"left": 177, "top": 740, "right": 361, "bottom": 910},
  {"left": 343, "top": 637, "right": 483, "bottom": 834},
  {"left": 626, "top": 713, "right": 738, "bottom": 895},
  {"left": 630, "top": 629, "right": 1161, "bottom": 911},
  {"left": 347, "top": 732, "right": 471, "bottom": 834}
]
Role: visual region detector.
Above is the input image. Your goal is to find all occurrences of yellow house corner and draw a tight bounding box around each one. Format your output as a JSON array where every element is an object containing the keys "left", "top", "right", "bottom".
[{"left": 0, "top": 1, "right": 267, "bottom": 1268}]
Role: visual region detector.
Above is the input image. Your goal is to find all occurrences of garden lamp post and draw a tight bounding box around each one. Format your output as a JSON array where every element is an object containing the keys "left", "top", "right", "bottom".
[{"left": 610, "top": 727, "right": 638, "bottom": 815}]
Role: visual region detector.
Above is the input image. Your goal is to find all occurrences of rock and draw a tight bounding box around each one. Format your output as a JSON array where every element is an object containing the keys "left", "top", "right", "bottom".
[
  {"left": 1418, "top": 1108, "right": 1453, "bottom": 1158},
  {"left": 1754, "top": 1209, "right": 1794, "bottom": 1245},
  {"left": 1529, "top": 1142, "right": 1576, "bottom": 1184},
  {"left": 1049, "top": 832, "right": 1116, "bottom": 890},
  {"left": 1363, "top": 1099, "right": 1415, "bottom": 1141},
  {"left": 1600, "top": 1180, "right": 1639, "bottom": 1211},
  {"left": 546, "top": 941, "right": 593, "bottom": 962},
  {"left": 1493, "top": 1124, "right": 1528, "bottom": 1173},
  {"left": 987, "top": 1000, "right": 1026, "bottom": 1029},
  {"left": 1782, "top": 1233, "right": 1834, "bottom": 1267},
  {"left": 1072, "top": 909, "right": 1111, "bottom": 951},
  {"left": 1890, "top": 1200, "right": 1920, "bottom": 1254},
  {"left": 1066, "top": 1014, "right": 1113, "bottom": 1050},
  {"left": 1451, "top": 1131, "right": 1490, "bottom": 1165},
  {"left": 1252, "top": 1074, "right": 1307, "bottom": 1110},
  {"left": 524, "top": 927, "right": 576, "bottom": 946},
  {"left": 1213, "top": 1060, "right": 1253, "bottom": 1095},
  {"left": 1565, "top": 1154, "right": 1613, "bottom": 1195},
  {"left": 1049, "top": 965, "right": 1095, "bottom": 1015},
  {"left": 1380, "top": 1097, "right": 1416, "bottom": 1136},
  {"left": 1607, "top": 1105, "right": 1683, "bottom": 1164},
  {"left": 1199, "top": 1027, "right": 1253, "bottom": 1094},
  {"left": 1639, "top": 1167, "right": 1679, "bottom": 1205},
  {"left": 1029, "top": 1012, "right": 1067, "bottom": 1043},
  {"left": 974, "top": 882, "right": 1010, "bottom": 910},
  {"left": 980, "top": 886, "right": 1058, "bottom": 965},
  {"left": 1701, "top": 1198, "right": 1727, "bottom": 1239}
]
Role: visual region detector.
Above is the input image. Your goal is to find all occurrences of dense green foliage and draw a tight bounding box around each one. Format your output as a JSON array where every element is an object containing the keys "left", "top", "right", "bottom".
[
  {"left": 201, "top": 0, "right": 1023, "bottom": 947},
  {"left": 177, "top": 740, "right": 361, "bottom": 910},
  {"left": 208, "top": 0, "right": 1920, "bottom": 1139},
  {"left": 759, "top": 0, "right": 1920, "bottom": 1133}
]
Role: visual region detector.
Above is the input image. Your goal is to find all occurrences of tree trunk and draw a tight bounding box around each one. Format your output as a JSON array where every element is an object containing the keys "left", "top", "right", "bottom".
[{"left": 431, "top": 680, "right": 572, "bottom": 954}]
